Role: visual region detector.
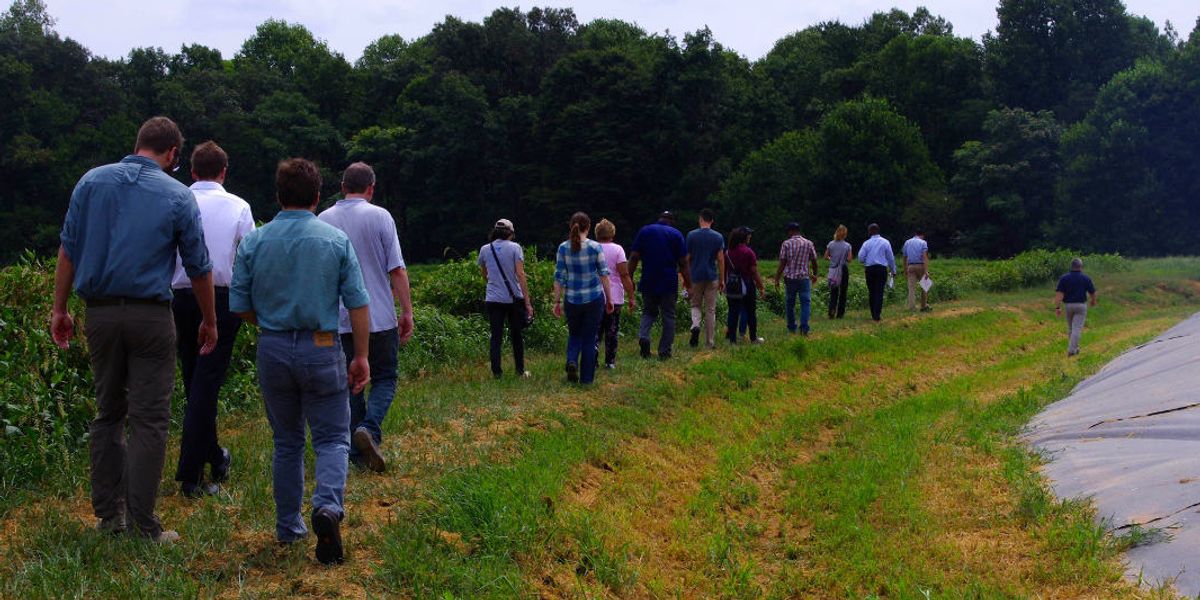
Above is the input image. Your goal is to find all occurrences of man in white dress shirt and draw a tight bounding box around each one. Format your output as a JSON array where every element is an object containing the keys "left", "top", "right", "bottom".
[{"left": 171, "top": 141, "right": 255, "bottom": 497}]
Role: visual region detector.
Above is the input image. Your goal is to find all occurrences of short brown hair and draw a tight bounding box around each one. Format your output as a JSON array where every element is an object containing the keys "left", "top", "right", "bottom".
[
  {"left": 191, "top": 141, "right": 227, "bottom": 180},
  {"left": 276, "top": 158, "right": 321, "bottom": 208},
  {"left": 341, "top": 162, "right": 375, "bottom": 194},
  {"left": 134, "top": 116, "right": 183, "bottom": 154}
]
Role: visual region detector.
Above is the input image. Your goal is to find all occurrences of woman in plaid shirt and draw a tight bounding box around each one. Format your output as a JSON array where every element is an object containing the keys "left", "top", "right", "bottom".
[{"left": 552, "top": 212, "right": 615, "bottom": 384}]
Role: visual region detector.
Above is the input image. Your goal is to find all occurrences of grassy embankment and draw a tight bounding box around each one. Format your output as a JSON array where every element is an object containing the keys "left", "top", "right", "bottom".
[{"left": 1, "top": 255, "right": 1198, "bottom": 598}]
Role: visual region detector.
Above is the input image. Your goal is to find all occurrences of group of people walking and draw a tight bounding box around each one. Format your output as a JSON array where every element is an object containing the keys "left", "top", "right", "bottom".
[{"left": 48, "top": 115, "right": 1099, "bottom": 570}]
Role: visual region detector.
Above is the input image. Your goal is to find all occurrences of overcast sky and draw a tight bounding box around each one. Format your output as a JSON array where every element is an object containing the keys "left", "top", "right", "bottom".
[{"left": 41, "top": 0, "right": 1200, "bottom": 63}]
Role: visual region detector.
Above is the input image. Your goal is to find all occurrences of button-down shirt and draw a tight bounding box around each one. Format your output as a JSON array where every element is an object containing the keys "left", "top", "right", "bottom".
[
  {"left": 172, "top": 181, "right": 254, "bottom": 289},
  {"left": 631, "top": 221, "right": 686, "bottom": 295},
  {"left": 858, "top": 234, "right": 896, "bottom": 273},
  {"left": 318, "top": 197, "right": 406, "bottom": 334},
  {"left": 60, "top": 155, "right": 211, "bottom": 302},
  {"left": 901, "top": 236, "right": 929, "bottom": 265},
  {"left": 779, "top": 234, "right": 817, "bottom": 280},
  {"left": 229, "top": 210, "right": 369, "bottom": 332},
  {"left": 554, "top": 239, "right": 610, "bottom": 305}
]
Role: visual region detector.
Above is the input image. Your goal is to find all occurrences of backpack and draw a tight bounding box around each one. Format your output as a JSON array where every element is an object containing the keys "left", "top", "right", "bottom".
[{"left": 724, "top": 252, "right": 746, "bottom": 299}]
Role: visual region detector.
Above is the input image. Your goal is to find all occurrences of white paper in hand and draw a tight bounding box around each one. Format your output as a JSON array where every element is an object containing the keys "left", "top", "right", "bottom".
[{"left": 919, "top": 273, "right": 933, "bottom": 293}]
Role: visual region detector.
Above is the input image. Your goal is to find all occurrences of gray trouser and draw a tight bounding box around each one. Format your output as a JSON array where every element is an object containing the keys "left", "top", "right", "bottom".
[
  {"left": 639, "top": 291, "right": 678, "bottom": 356},
  {"left": 1065, "top": 303, "right": 1087, "bottom": 355},
  {"left": 84, "top": 303, "right": 177, "bottom": 538}
]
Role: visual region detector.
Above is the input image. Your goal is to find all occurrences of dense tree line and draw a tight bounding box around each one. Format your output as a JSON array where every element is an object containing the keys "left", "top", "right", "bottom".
[{"left": 0, "top": 0, "right": 1197, "bottom": 261}]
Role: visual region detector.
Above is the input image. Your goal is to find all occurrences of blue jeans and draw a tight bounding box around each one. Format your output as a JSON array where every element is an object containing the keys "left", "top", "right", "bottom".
[
  {"left": 565, "top": 296, "right": 605, "bottom": 384},
  {"left": 340, "top": 328, "right": 399, "bottom": 457},
  {"left": 257, "top": 330, "right": 350, "bottom": 542},
  {"left": 785, "top": 277, "right": 812, "bottom": 333},
  {"left": 638, "top": 291, "right": 678, "bottom": 357}
]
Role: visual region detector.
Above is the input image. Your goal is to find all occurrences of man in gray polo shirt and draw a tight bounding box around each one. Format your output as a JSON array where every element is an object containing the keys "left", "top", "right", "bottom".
[{"left": 318, "top": 162, "right": 414, "bottom": 472}]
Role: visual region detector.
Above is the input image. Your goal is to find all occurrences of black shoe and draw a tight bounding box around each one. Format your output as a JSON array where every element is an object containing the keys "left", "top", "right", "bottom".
[
  {"left": 211, "top": 447, "right": 231, "bottom": 483},
  {"left": 639, "top": 338, "right": 651, "bottom": 359},
  {"left": 312, "top": 507, "right": 344, "bottom": 565},
  {"left": 352, "top": 428, "right": 386, "bottom": 473},
  {"left": 96, "top": 516, "right": 126, "bottom": 535},
  {"left": 181, "top": 481, "right": 220, "bottom": 499},
  {"left": 566, "top": 362, "right": 578, "bottom": 383},
  {"left": 689, "top": 327, "right": 700, "bottom": 347},
  {"left": 658, "top": 352, "right": 671, "bottom": 361}
]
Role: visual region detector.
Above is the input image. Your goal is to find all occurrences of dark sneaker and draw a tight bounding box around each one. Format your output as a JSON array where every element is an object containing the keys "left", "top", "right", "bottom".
[
  {"left": 566, "top": 362, "right": 579, "bottom": 383},
  {"left": 181, "top": 481, "right": 220, "bottom": 499},
  {"left": 689, "top": 327, "right": 700, "bottom": 347},
  {"left": 352, "top": 428, "right": 386, "bottom": 473},
  {"left": 96, "top": 516, "right": 126, "bottom": 535},
  {"left": 312, "top": 507, "right": 344, "bottom": 565},
  {"left": 638, "top": 338, "right": 651, "bottom": 359},
  {"left": 658, "top": 352, "right": 672, "bottom": 361},
  {"left": 211, "top": 447, "right": 231, "bottom": 484}
]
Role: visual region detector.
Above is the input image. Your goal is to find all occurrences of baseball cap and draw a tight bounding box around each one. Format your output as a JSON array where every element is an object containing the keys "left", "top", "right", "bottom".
[{"left": 495, "top": 218, "right": 514, "bottom": 231}]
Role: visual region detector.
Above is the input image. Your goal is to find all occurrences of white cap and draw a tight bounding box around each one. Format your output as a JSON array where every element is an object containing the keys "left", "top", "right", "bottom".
[{"left": 496, "top": 218, "right": 514, "bottom": 231}]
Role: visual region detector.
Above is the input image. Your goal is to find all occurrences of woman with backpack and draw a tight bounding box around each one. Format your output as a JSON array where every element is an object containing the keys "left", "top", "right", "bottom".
[
  {"left": 478, "top": 219, "right": 533, "bottom": 378},
  {"left": 725, "top": 226, "right": 766, "bottom": 344}
]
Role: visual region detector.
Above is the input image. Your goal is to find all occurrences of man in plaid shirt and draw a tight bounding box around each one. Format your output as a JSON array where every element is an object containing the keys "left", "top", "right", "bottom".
[{"left": 774, "top": 222, "right": 819, "bottom": 335}]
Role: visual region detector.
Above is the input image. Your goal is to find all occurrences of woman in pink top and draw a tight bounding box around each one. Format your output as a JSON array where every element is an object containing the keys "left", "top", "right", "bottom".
[{"left": 595, "top": 219, "right": 636, "bottom": 369}]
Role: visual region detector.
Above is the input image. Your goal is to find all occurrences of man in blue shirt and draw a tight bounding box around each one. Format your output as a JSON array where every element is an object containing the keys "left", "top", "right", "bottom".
[
  {"left": 685, "top": 208, "right": 724, "bottom": 349},
  {"left": 1055, "top": 258, "right": 1098, "bottom": 356},
  {"left": 230, "top": 158, "right": 371, "bottom": 565},
  {"left": 629, "top": 211, "right": 691, "bottom": 360},
  {"left": 52, "top": 116, "right": 217, "bottom": 544},
  {"left": 319, "top": 162, "right": 414, "bottom": 473},
  {"left": 858, "top": 223, "right": 896, "bottom": 322},
  {"left": 901, "top": 228, "right": 931, "bottom": 312}
]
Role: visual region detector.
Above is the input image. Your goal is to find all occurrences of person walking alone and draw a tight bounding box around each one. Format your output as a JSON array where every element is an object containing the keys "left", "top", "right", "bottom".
[
  {"left": 552, "top": 212, "right": 614, "bottom": 384},
  {"left": 902, "top": 228, "right": 931, "bottom": 312},
  {"left": 858, "top": 223, "right": 896, "bottom": 322},
  {"left": 774, "top": 222, "right": 819, "bottom": 335},
  {"left": 595, "top": 219, "right": 635, "bottom": 369},
  {"left": 824, "top": 225, "right": 853, "bottom": 319},
  {"left": 1055, "top": 258, "right": 1098, "bottom": 357},
  {"left": 685, "top": 208, "right": 724, "bottom": 349},
  {"left": 478, "top": 218, "right": 533, "bottom": 379}
]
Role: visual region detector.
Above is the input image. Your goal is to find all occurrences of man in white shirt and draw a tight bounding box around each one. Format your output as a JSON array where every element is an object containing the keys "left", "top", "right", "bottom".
[
  {"left": 318, "top": 162, "right": 414, "bottom": 473},
  {"left": 901, "top": 228, "right": 931, "bottom": 312},
  {"left": 171, "top": 141, "right": 255, "bottom": 498},
  {"left": 858, "top": 223, "right": 896, "bottom": 322}
]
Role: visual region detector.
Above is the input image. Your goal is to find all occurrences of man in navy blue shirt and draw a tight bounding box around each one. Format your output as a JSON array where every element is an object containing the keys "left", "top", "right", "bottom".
[
  {"left": 629, "top": 211, "right": 690, "bottom": 360},
  {"left": 1055, "top": 258, "right": 1098, "bottom": 356},
  {"left": 52, "top": 116, "right": 217, "bottom": 543}
]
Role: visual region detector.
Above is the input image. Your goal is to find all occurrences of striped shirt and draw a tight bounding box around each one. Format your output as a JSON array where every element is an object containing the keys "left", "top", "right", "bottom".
[
  {"left": 779, "top": 235, "right": 817, "bottom": 279},
  {"left": 555, "top": 239, "right": 610, "bottom": 305}
]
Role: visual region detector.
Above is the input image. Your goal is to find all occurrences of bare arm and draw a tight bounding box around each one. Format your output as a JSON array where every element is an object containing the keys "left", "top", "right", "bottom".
[
  {"left": 677, "top": 256, "right": 691, "bottom": 289},
  {"left": 347, "top": 305, "right": 371, "bottom": 393},
  {"left": 717, "top": 250, "right": 726, "bottom": 289},
  {"left": 51, "top": 246, "right": 75, "bottom": 348},
  {"left": 515, "top": 260, "right": 533, "bottom": 316},
  {"left": 627, "top": 251, "right": 640, "bottom": 283},
  {"left": 390, "top": 267, "right": 414, "bottom": 344},
  {"left": 1089, "top": 291, "right": 1098, "bottom": 307},
  {"left": 189, "top": 272, "right": 218, "bottom": 355},
  {"left": 235, "top": 310, "right": 258, "bottom": 326},
  {"left": 616, "top": 262, "right": 635, "bottom": 311},
  {"left": 601, "top": 274, "right": 614, "bottom": 313}
]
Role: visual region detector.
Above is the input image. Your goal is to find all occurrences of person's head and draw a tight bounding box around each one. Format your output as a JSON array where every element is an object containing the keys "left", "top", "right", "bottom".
[
  {"left": 569, "top": 212, "right": 591, "bottom": 252},
  {"left": 913, "top": 227, "right": 925, "bottom": 238},
  {"left": 698, "top": 208, "right": 715, "bottom": 227},
  {"left": 729, "top": 226, "right": 752, "bottom": 248},
  {"left": 276, "top": 158, "right": 321, "bottom": 210},
  {"left": 868, "top": 223, "right": 880, "bottom": 236},
  {"left": 134, "top": 116, "right": 184, "bottom": 172},
  {"left": 786, "top": 221, "right": 801, "bottom": 236},
  {"left": 834, "top": 224, "right": 848, "bottom": 241},
  {"left": 490, "top": 218, "right": 515, "bottom": 241},
  {"left": 341, "top": 162, "right": 375, "bottom": 199},
  {"left": 595, "top": 218, "right": 616, "bottom": 242},
  {"left": 190, "top": 141, "right": 227, "bottom": 183},
  {"left": 1071, "top": 257, "right": 1083, "bottom": 272},
  {"left": 658, "top": 210, "right": 675, "bottom": 225}
]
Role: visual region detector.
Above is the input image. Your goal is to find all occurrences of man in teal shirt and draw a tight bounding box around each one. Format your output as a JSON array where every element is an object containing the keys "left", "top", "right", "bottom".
[{"left": 230, "top": 158, "right": 370, "bottom": 565}]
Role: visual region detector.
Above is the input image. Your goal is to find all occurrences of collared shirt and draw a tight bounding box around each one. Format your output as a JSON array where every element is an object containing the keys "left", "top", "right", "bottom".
[
  {"left": 554, "top": 238, "right": 610, "bottom": 305},
  {"left": 779, "top": 234, "right": 817, "bottom": 280},
  {"left": 859, "top": 235, "right": 896, "bottom": 272},
  {"left": 1056, "top": 272, "right": 1095, "bottom": 304},
  {"left": 631, "top": 221, "right": 686, "bottom": 295},
  {"left": 318, "top": 197, "right": 406, "bottom": 334},
  {"left": 901, "top": 236, "right": 929, "bottom": 265},
  {"left": 229, "top": 210, "right": 369, "bottom": 332},
  {"left": 60, "top": 155, "right": 211, "bottom": 302},
  {"left": 172, "top": 181, "right": 254, "bottom": 289},
  {"left": 686, "top": 227, "right": 725, "bottom": 282}
]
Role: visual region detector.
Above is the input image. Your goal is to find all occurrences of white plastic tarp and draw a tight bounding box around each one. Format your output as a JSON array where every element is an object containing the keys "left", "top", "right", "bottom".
[{"left": 1026, "top": 312, "right": 1200, "bottom": 593}]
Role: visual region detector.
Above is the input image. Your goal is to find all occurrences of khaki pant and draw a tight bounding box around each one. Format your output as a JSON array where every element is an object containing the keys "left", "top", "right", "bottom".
[
  {"left": 84, "top": 303, "right": 177, "bottom": 538},
  {"left": 1065, "top": 303, "right": 1087, "bottom": 355},
  {"left": 906, "top": 264, "right": 927, "bottom": 311},
  {"left": 689, "top": 280, "right": 720, "bottom": 348}
]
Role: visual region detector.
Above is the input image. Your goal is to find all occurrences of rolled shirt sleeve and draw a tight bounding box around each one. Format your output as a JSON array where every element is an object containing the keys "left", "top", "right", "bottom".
[
  {"left": 59, "top": 180, "right": 85, "bottom": 262},
  {"left": 175, "top": 191, "right": 213, "bottom": 279},
  {"left": 554, "top": 245, "right": 568, "bottom": 286},
  {"left": 228, "top": 237, "right": 254, "bottom": 314},
  {"left": 594, "top": 243, "right": 610, "bottom": 277},
  {"left": 338, "top": 237, "right": 370, "bottom": 310}
]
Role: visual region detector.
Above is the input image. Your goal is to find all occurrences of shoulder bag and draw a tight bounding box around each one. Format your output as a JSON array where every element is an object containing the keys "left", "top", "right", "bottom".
[{"left": 490, "top": 242, "right": 534, "bottom": 329}]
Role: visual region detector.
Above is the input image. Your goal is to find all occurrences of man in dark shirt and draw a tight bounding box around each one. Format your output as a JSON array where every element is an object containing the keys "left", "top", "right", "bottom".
[
  {"left": 1055, "top": 258, "right": 1098, "bottom": 356},
  {"left": 629, "top": 211, "right": 690, "bottom": 360}
]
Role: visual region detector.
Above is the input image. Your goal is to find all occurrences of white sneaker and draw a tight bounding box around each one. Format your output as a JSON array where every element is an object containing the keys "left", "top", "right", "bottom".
[
  {"left": 751, "top": 337, "right": 765, "bottom": 345},
  {"left": 521, "top": 371, "right": 532, "bottom": 378},
  {"left": 152, "top": 530, "right": 180, "bottom": 544}
]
